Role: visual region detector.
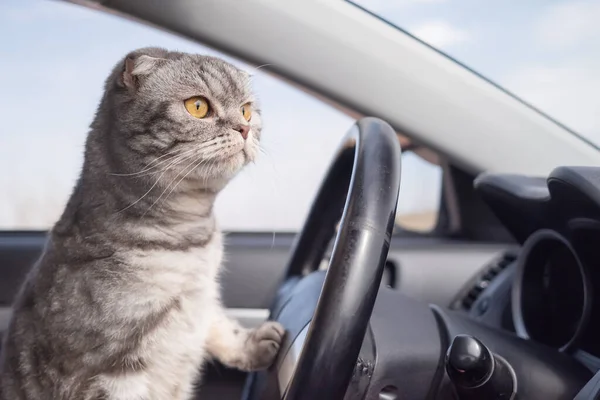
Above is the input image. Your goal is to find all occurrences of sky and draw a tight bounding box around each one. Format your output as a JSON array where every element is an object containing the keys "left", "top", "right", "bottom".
[
  {"left": 0, "top": 0, "right": 598, "bottom": 232},
  {"left": 356, "top": 0, "right": 600, "bottom": 139}
]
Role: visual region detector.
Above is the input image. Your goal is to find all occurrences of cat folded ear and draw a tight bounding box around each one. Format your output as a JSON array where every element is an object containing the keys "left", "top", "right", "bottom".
[{"left": 121, "top": 53, "right": 167, "bottom": 90}]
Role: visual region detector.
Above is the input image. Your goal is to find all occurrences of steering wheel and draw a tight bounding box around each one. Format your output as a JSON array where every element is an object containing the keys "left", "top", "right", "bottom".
[{"left": 243, "top": 117, "right": 402, "bottom": 400}]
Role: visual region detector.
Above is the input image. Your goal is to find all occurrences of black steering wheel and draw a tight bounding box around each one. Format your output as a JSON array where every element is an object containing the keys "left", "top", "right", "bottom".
[{"left": 243, "top": 117, "right": 401, "bottom": 400}]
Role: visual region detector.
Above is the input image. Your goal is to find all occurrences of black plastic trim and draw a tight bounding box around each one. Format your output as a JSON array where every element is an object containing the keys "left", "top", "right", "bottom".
[{"left": 512, "top": 229, "right": 592, "bottom": 352}]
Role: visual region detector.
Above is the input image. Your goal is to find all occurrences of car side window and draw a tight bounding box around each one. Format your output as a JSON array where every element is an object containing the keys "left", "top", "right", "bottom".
[
  {"left": 0, "top": 0, "right": 443, "bottom": 234},
  {"left": 395, "top": 151, "right": 443, "bottom": 233}
]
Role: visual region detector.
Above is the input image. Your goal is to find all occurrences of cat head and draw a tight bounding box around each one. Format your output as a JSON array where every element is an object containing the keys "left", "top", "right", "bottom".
[{"left": 101, "top": 47, "right": 262, "bottom": 192}]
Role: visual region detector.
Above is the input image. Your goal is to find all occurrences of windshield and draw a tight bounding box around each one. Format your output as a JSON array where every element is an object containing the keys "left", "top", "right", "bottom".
[{"left": 351, "top": 0, "right": 600, "bottom": 147}]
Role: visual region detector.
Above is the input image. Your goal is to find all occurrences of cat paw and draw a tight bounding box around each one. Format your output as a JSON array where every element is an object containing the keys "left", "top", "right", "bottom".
[{"left": 244, "top": 321, "right": 285, "bottom": 371}]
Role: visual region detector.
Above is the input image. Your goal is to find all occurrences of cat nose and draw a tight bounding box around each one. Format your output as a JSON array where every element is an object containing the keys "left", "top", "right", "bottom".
[{"left": 236, "top": 124, "right": 250, "bottom": 140}]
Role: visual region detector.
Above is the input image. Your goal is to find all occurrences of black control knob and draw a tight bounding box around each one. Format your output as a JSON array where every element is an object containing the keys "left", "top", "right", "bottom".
[
  {"left": 446, "top": 334, "right": 494, "bottom": 388},
  {"left": 445, "top": 335, "right": 516, "bottom": 400}
]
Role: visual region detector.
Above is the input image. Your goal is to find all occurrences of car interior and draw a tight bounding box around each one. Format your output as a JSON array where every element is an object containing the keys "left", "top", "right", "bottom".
[{"left": 2, "top": 0, "right": 600, "bottom": 399}]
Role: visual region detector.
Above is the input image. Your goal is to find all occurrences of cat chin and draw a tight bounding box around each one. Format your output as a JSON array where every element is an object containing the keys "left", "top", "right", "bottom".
[
  {"left": 219, "top": 151, "right": 249, "bottom": 173},
  {"left": 183, "top": 152, "right": 247, "bottom": 191}
]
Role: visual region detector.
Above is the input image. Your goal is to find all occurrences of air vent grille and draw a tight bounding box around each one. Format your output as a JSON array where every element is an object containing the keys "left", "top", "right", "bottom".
[{"left": 460, "top": 252, "right": 517, "bottom": 311}]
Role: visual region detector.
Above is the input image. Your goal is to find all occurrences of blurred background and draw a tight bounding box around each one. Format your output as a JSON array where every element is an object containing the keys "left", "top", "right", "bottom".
[{"left": 0, "top": 0, "right": 598, "bottom": 234}]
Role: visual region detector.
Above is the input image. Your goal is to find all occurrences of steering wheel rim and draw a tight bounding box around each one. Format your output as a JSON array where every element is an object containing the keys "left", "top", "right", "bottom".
[{"left": 272, "top": 117, "right": 402, "bottom": 399}]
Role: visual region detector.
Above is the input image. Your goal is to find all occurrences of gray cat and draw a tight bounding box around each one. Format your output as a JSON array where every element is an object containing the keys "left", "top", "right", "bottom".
[{"left": 0, "top": 47, "right": 284, "bottom": 400}]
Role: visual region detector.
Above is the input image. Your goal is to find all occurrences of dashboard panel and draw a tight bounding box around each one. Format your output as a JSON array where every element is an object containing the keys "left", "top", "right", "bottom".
[
  {"left": 466, "top": 167, "right": 600, "bottom": 367},
  {"left": 512, "top": 229, "right": 590, "bottom": 351}
]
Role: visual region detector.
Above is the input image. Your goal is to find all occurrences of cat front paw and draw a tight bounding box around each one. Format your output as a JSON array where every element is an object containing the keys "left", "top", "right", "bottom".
[{"left": 243, "top": 321, "right": 285, "bottom": 371}]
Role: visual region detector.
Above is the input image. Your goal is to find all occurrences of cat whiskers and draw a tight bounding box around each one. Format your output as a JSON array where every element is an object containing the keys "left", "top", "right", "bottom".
[
  {"left": 156, "top": 158, "right": 218, "bottom": 215},
  {"left": 254, "top": 144, "right": 280, "bottom": 250},
  {"left": 249, "top": 63, "right": 274, "bottom": 76},
  {"left": 108, "top": 146, "right": 200, "bottom": 178},
  {"left": 140, "top": 155, "right": 213, "bottom": 218},
  {"left": 258, "top": 145, "right": 268, "bottom": 158},
  {"left": 116, "top": 150, "right": 200, "bottom": 214}
]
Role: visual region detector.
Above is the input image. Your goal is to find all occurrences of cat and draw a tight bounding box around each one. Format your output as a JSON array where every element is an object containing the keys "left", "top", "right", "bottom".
[{"left": 0, "top": 47, "right": 284, "bottom": 400}]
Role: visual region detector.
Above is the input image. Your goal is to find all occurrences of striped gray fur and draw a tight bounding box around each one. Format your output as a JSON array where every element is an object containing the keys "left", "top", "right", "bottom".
[{"left": 0, "top": 47, "right": 284, "bottom": 400}]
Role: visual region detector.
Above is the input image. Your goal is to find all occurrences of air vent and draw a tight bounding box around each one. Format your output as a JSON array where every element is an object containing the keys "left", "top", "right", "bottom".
[{"left": 459, "top": 251, "right": 517, "bottom": 311}]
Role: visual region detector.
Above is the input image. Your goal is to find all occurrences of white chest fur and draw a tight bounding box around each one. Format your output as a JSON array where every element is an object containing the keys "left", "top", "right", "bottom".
[{"left": 97, "top": 232, "right": 224, "bottom": 399}]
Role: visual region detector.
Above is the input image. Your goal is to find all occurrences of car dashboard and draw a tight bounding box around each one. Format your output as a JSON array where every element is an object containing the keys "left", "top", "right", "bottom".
[{"left": 452, "top": 166, "right": 600, "bottom": 372}]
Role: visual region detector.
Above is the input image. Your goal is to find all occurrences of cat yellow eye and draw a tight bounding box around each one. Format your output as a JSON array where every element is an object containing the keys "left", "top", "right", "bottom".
[
  {"left": 184, "top": 96, "right": 210, "bottom": 118},
  {"left": 241, "top": 103, "right": 252, "bottom": 121}
]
